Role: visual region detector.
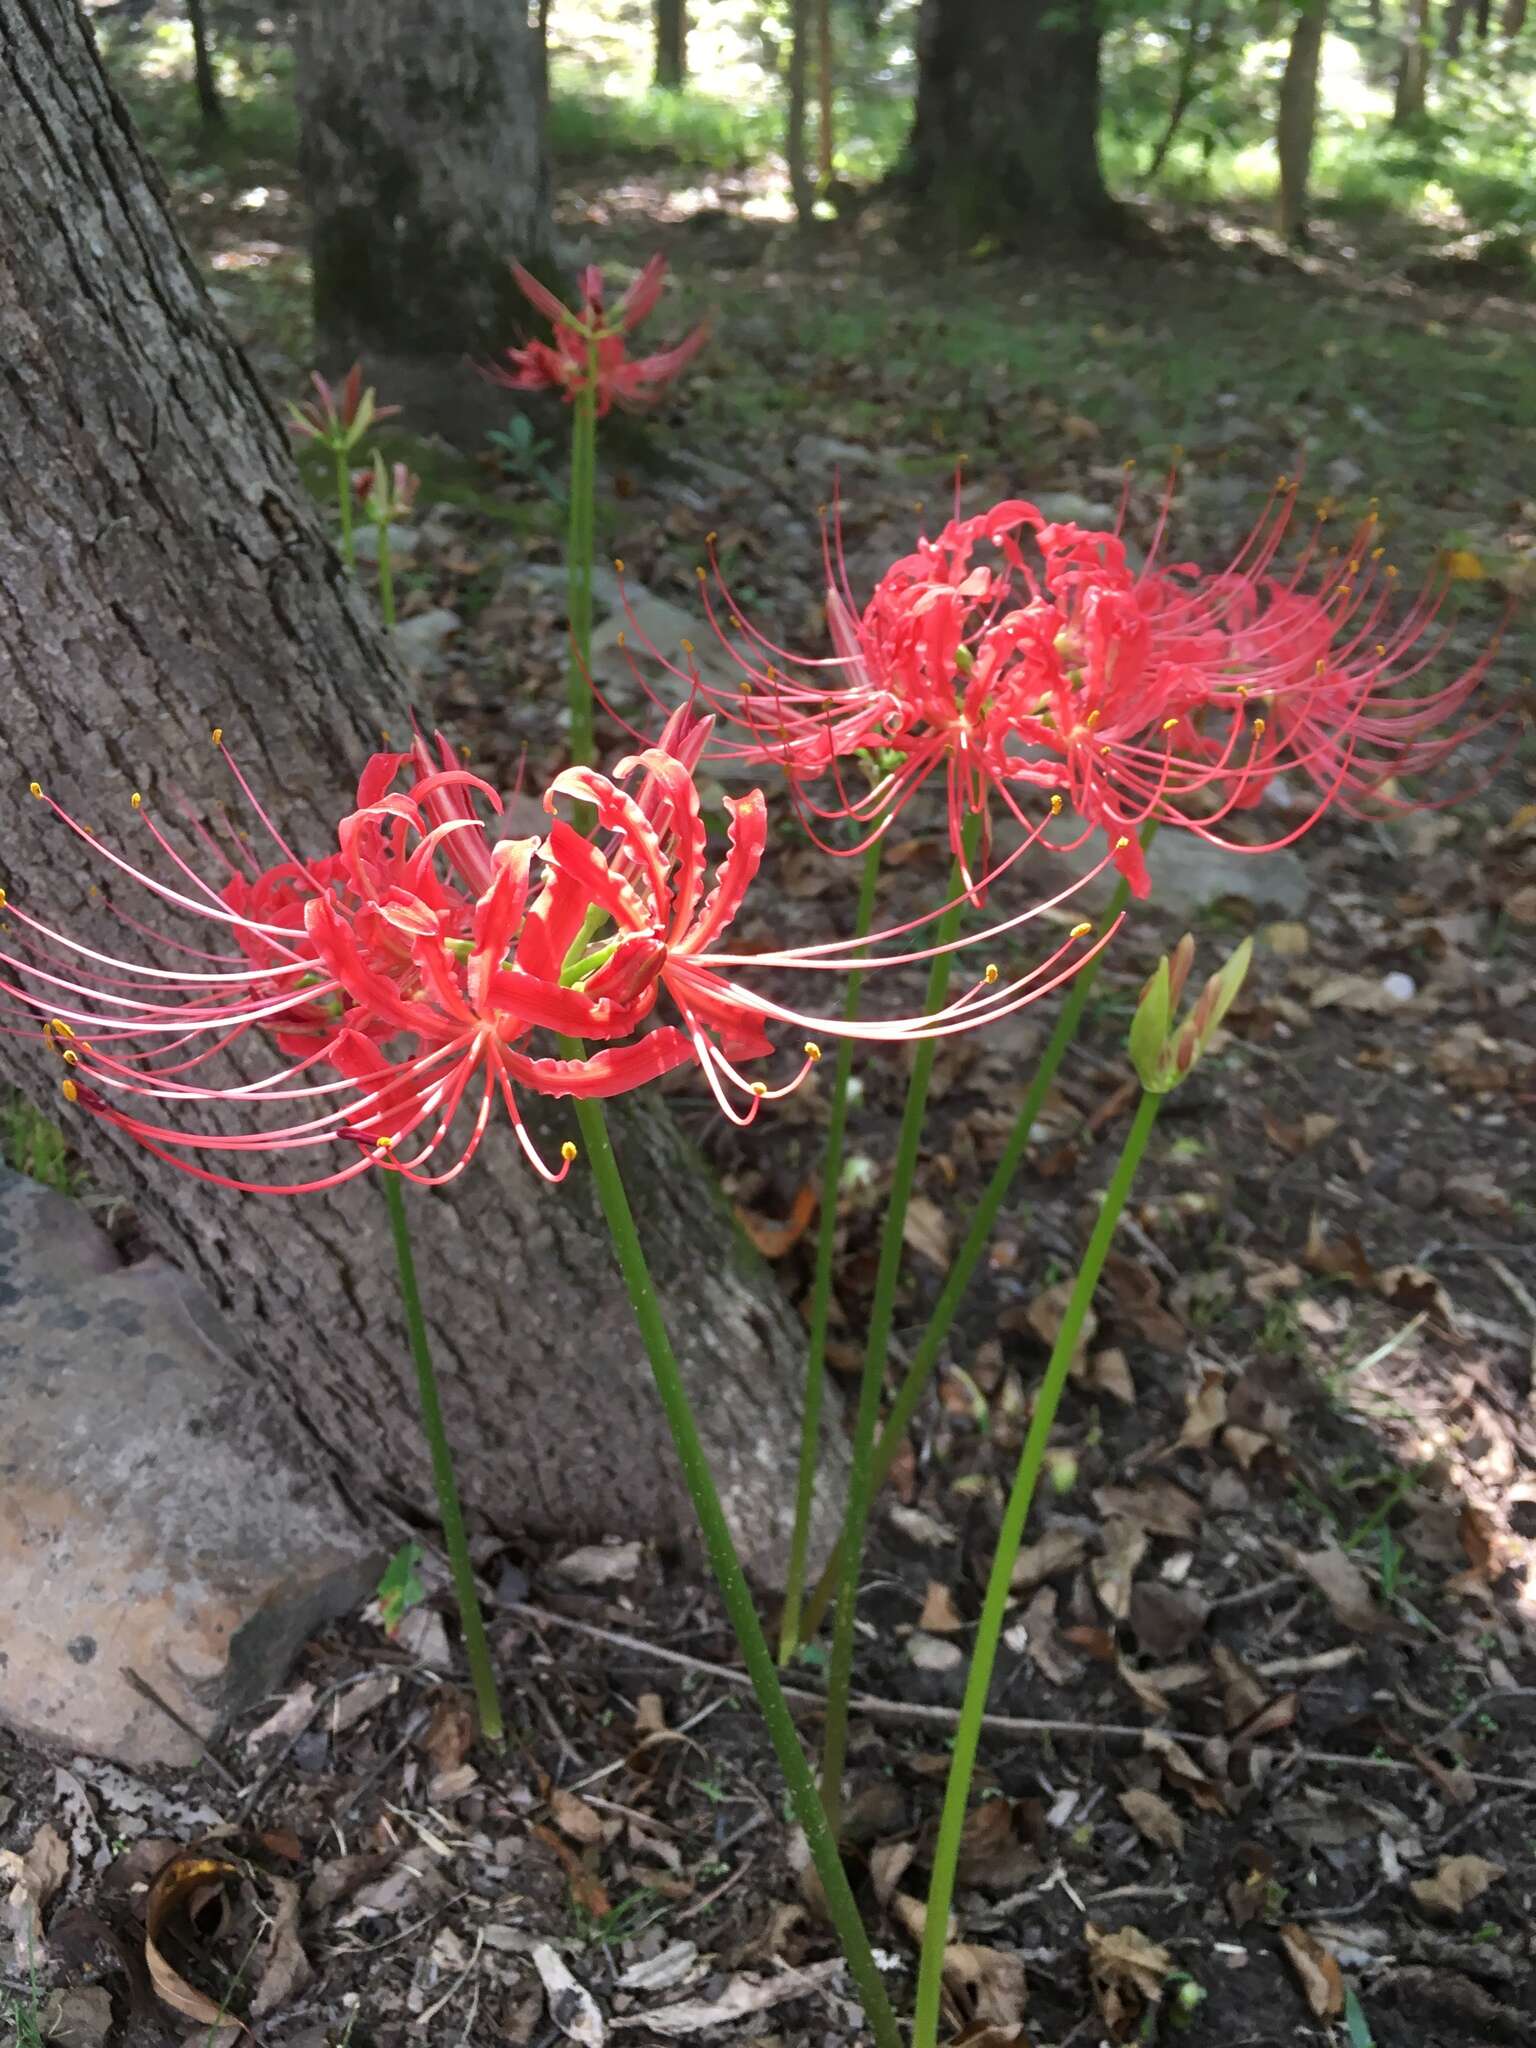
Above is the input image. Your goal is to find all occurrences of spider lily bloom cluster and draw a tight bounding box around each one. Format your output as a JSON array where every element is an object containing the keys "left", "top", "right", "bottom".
[
  {"left": 285, "top": 361, "right": 399, "bottom": 452},
  {"left": 623, "top": 481, "right": 1503, "bottom": 899},
  {"left": 491, "top": 255, "right": 709, "bottom": 416},
  {"left": 5, "top": 715, "right": 1116, "bottom": 1194}
]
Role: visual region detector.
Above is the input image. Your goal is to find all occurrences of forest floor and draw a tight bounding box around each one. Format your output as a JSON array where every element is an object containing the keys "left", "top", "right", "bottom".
[{"left": 5, "top": 23, "right": 1536, "bottom": 2048}]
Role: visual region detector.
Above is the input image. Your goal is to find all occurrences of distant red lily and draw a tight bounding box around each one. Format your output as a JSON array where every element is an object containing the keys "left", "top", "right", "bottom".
[{"left": 491, "top": 255, "right": 708, "bottom": 416}]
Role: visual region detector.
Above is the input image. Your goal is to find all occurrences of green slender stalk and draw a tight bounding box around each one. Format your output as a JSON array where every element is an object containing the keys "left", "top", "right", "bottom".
[
  {"left": 565, "top": 370, "right": 599, "bottom": 768},
  {"left": 562, "top": 1078, "right": 902, "bottom": 2048},
  {"left": 793, "top": 839, "right": 1151, "bottom": 1653},
  {"left": 911, "top": 1087, "right": 1162, "bottom": 2048},
  {"left": 382, "top": 1171, "right": 505, "bottom": 1748},
  {"left": 334, "top": 446, "right": 355, "bottom": 571},
  {"left": 820, "top": 814, "right": 983, "bottom": 1829},
  {"left": 377, "top": 523, "right": 395, "bottom": 632},
  {"left": 779, "top": 836, "right": 883, "bottom": 1666}
]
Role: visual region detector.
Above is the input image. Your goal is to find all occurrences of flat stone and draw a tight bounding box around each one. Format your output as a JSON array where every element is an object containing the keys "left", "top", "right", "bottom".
[
  {"left": 351, "top": 522, "right": 420, "bottom": 563},
  {"left": 0, "top": 1166, "right": 380, "bottom": 1767},
  {"left": 1036, "top": 827, "right": 1310, "bottom": 921},
  {"left": 392, "top": 607, "right": 462, "bottom": 676}
]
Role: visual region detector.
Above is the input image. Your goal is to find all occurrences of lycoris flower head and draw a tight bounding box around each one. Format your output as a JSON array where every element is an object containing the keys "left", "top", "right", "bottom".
[
  {"left": 612, "top": 474, "right": 1509, "bottom": 899},
  {"left": 4, "top": 715, "right": 1118, "bottom": 1192},
  {"left": 286, "top": 361, "right": 399, "bottom": 452},
  {"left": 354, "top": 454, "right": 420, "bottom": 527},
  {"left": 491, "top": 254, "right": 708, "bottom": 417}
]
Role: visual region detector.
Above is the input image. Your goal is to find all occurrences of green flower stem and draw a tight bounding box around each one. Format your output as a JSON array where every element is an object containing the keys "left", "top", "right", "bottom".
[
  {"left": 820, "top": 812, "right": 983, "bottom": 1830},
  {"left": 566, "top": 372, "right": 599, "bottom": 769},
  {"left": 911, "top": 1085, "right": 1162, "bottom": 2048},
  {"left": 779, "top": 836, "right": 883, "bottom": 1667},
  {"left": 334, "top": 446, "right": 355, "bottom": 571},
  {"left": 561, "top": 1073, "right": 902, "bottom": 2048},
  {"left": 382, "top": 1170, "right": 505, "bottom": 1749},
  {"left": 377, "top": 524, "right": 395, "bottom": 632},
  {"left": 792, "top": 838, "right": 1152, "bottom": 1654}
]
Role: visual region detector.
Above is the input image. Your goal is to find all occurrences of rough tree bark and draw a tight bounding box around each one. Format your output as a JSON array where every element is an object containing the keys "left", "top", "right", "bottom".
[
  {"left": 294, "top": 0, "right": 554, "bottom": 361},
  {"left": 654, "top": 0, "right": 687, "bottom": 89},
  {"left": 1277, "top": 0, "right": 1327, "bottom": 245},
  {"left": 786, "top": 0, "right": 815, "bottom": 222},
  {"left": 0, "top": 0, "right": 844, "bottom": 1585},
  {"left": 816, "top": 0, "right": 835, "bottom": 182},
  {"left": 902, "top": 0, "right": 1121, "bottom": 244},
  {"left": 1393, "top": 0, "right": 1433, "bottom": 121}
]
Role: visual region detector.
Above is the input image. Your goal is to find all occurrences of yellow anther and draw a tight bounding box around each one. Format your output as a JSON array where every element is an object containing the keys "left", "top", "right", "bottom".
[
  {"left": 1386, "top": 564, "right": 1398, "bottom": 578},
  {"left": 1376, "top": 643, "right": 1386, "bottom": 656},
  {"left": 1084, "top": 707, "right": 1101, "bottom": 727},
  {"left": 1071, "top": 921, "right": 1093, "bottom": 939},
  {"left": 61, "top": 1078, "right": 78, "bottom": 1104},
  {"left": 616, "top": 629, "right": 626, "bottom": 648},
  {"left": 50, "top": 1018, "right": 73, "bottom": 1039},
  {"left": 1371, "top": 546, "right": 1385, "bottom": 560},
  {"left": 0, "top": 887, "right": 6, "bottom": 907},
  {"left": 804, "top": 1041, "right": 822, "bottom": 1062},
  {"left": 62, "top": 1048, "right": 77, "bottom": 1066},
  {"left": 460, "top": 744, "right": 471, "bottom": 761},
  {"left": 211, "top": 727, "right": 223, "bottom": 746},
  {"left": 1253, "top": 717, "right": 1266, "bottom": 737},
  {"left": 1348, "top": 561, "right": 1360, "bottom": 574},
  {"left": 130, "top": 791, "right": 142, "bottom": 810},
  {"left": 696, "top": 565, "right": 707, "bottom": 581},
  {"left": 681, "top": 638, "right": 694, "bottom": 655},
  {"left": 1316, "top": 658, "right": 1326, "bottom": 673},
  {"left": 1049, "top": 794, "right": 1063, "bottom": 815},
  {"left": 1162, "top": 717, "right": 1179, "bottom": 732},
  {"left": 380, "top": 729, "right": 391, "bottom": 745},
  {"left": 1236, "top": 685, "right": 1249, "bottom": 698},
  {"left": 1123, "top": 457, "right": 1136, "bottom": 473},
  {"left": 374, "top": 1134, "right": 393, "bottom": 1152},
  {"left": 1115, "top": 836, "right": 1129, "bottom": 850},
  {"left": 613, "top": 558, "right": 625, "bottom": 573},
  {"left": 29, "top": 781, "right": 42, "bottom": 799},
  {"left": 1276, "top": 474, "right": 1289, "bottom": 490},
  {"left": 561, "top": 1140, "right": 578, "bottom": 1163},
  {"left": 706, "top": 530, "right": 718, "bottom": 545},
  {"left": 751, "top": 1081, "right": 768, "bottom": 1097}
]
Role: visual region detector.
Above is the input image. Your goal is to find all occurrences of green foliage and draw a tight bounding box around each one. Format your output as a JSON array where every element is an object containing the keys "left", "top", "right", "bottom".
[
  {"left": 97, "top": 20, "right": 297, "bottom": 186},
  {"left": 0, "top": 1092, "right": 82, "bottom": 1194},
  {"left": 548, "top": 81, "right": 779, "bottom": 170},
  {"left": 487, "top": 412, "right": 557, "bottom": 484},
  {"left": 377, "top": 1541, "right": 426, "bottom": 1634}
]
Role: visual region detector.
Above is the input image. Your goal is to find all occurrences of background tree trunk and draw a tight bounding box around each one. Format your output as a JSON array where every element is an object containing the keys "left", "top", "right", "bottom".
[
  {"left": 294, "top": 0, "right": 554, "bottom": 362},
  {"left": 816, "top": 0, "right": 835, "bottom": 182},
  {"left": 1393, "top": 0, "right": 1433, "bottom": 120},
  {"left": 1277, "top": 0, "right": 1327, "bottom": 244},
  {"left": 0, "top": 0, "right": 845, "bottom": 1586},
  {"left": 1442, "top": 0, "right": 1470, "bottom": 52},
  {"left": 654, "top": 0, "right": 687, "bottom": 88},
  {"left": 187, "top": 0, "right": 223, "bottom": 126},
  {"left": 902, "top": 0, "right": 1121, "bottom": 244},
  {"left": 786, "top": 0, "right": 815, "bottom": 222},
  {"left": 1500, "top": 0, "right": 1525, "bottom": 35}
]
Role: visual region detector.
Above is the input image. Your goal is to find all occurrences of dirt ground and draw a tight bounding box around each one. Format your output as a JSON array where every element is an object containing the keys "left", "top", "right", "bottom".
[{"left": 5, "top": 23, "right": 1536, "bottom": 2048}]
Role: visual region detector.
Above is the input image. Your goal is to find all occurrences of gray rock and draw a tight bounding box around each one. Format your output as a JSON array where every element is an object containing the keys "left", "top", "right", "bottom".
[
  {"left": 1033, "top": 491, "right": 1116, "bottom": 528},
  {"left": 0, "top": 1166, "right": 379, "bottom": 1767},
  {"left": 351, "top": 522, "right": 420, "bottom": 563},
  {"left": 1014, "top": 823, "right": 1309, "bottom": 921},
  {"left": 391, "top": 607, "right": 462, "bottom": 676}
]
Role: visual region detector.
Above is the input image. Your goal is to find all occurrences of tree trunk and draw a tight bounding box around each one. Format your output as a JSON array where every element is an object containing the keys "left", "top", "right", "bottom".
[
  {"left": 1473, "top": 0, "right": 1490, "bottom": 38},
  {"left": 1442, "top": 0, "right": 1470, "bottom": 51},
  {"left": 1500, "top": 0, "right": 1525, "bottom": 34},
  {"left": 902, "top": 0, "right": 1121, "bottom": 244},
  {"left": 1145, "top": 0, "right": 1217, "bottom": 180},
  {"left": 1393, "top": 0, "right": 1432, "bottom": 120},
  {"left": 1277, "top": 0, "right": 1326, "bottom": 245},
  {"left": 654, "top": 0, "right": 687, "bottom": 89},
  {"left": 816, "top": 0, "right": 835, "bottom": 183},
  {"left": 294, "top": 0, "right": 554, "bottom": 361},
  {"left": 0, "top": 0, "right": 845, "bottom": 1587},
  {"left": 187, "top": 0, "right": 223, "bottom": 126},
  {"left": 786, "top": 0, "right": 815, "bottom": 222}
]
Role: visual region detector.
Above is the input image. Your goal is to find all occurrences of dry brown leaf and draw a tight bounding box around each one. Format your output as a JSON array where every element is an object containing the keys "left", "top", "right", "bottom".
[
  {"left": 1081, "top": 1347, "right": 1136, "bottom": 1403},
  {"left": 1118, "top": 1789, "right": 1185, "bottom": 1854},
  {"left": 1092, "top": 1518, "right": 1148, "bottom": 1620},
  {"left": 1143, "top": 1732, "right": 1228, "bottom": 1814},
  {"left": 869, "top": 1839, "right": 914, "bottom": 1908},
  {"left": 1, "top": 1824, "right": 70, "bottom": 1972},
  {"left": 1221, "top": 1424, "right": 1273, "bottom": 1470},
  {"left": 552, "top": 1540, "right": 642, "bottom": 1585},
  {"left": 919, "top": 1580, "right": 966, "bottom": 1634},
  {"left": 1209, "top": 1644, "right": 1269, "bottom": 1732},
  {"left": 1178, "top": 1372, "right": 1227, "bottom": 1450},
  {"left": 531, "top": 1943, "right": 605, "bottom": 2046},
  {"left": 903, "top": 1195, "right": 952, "bottom": 1268},
  {"left": 1094, "top": 1478, "right": 1201, "bottom": 1540},
  {"left": 549, "top": 1787, "right": 608, "bottom": 1846},
  {"left": 1023, "top": 1280, "right": 1097, "bottom": 1364},
  {"left": 1410, "top": 1854, "right": 1504, "bottom": 1918},
  {"left": 1129, "top": 1582, "right": 1209, "bottom": 1658},
  {"left": 634, "top": 1693, "right": 668, "bottom": 1737},
  {"left": 423, "top": 1691, "right": 475, "bottom": 1776},
  {"left": 1278, "top": 1922, "right": 1344, "bottom": 2020},
  {"left": 1294, "top": 1545, "right": 1382, "bottom": 1633},
  {"left": 248, "top": 1876, "right": 311, "bottom": 2020},
  {"left": 1009, "top": 1527, "right": 1087, "bottom": 1592},
  {"left": 943, "top": 1940, "right": 1029, "bottom": 2028},
  {"left": 1085, "top": 1921, "right": 1171, "bottom": 2038},
  {"left": 1100, "top": 1255, "right": 1186, "bottom": 1351},
  {"left": 955, "top": 1800, "right": 1039, "bottom": 1891},
  {"left": 144, "top": 1855, "right": 245, "bottom": 2031},
  {"left": 530, "top": 1825, "right": 611, "bottom": 1919},
  {"left": 1017, "top": 1587, "right": 1083, "bottom": 1687},
  {"left": 1263, "top": 1109, "right": 1339, "bottom": 1158}
]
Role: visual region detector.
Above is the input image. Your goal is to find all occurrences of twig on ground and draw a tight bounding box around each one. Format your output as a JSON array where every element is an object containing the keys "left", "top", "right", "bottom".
[
  {"left": 1209, "top": 1573, "right": 1301, "bottom": 1615},
  {"left": 1432, "top": 1688, "right": 1536, "bottom": 1741},
  {"left": 504, "top": 1601, "right": 1536, "bottom": 1791},
  {"left": 123, "top": 1667, "right": 240, "bottom": 1789},
  {"left": 1482, "top": 1253, "right": 1536, "bottom": 1388}
]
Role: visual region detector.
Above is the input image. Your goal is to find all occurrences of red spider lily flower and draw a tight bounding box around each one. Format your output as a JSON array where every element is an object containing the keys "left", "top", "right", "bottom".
[
  {"left": 490, "top": 255, "right": 708, "bottom": 417},
  {"left": 612, "top": 479, "right": 1508, "bottom": 899},
  {"left": 354, "top": 455, "right": 420, "bottom": 526},
  {"left": 7, "top": 718, "right": 1118, "bottom": 1190},
  {"left": 286, "top": 362, "right": 400, "bottom": 452}
]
